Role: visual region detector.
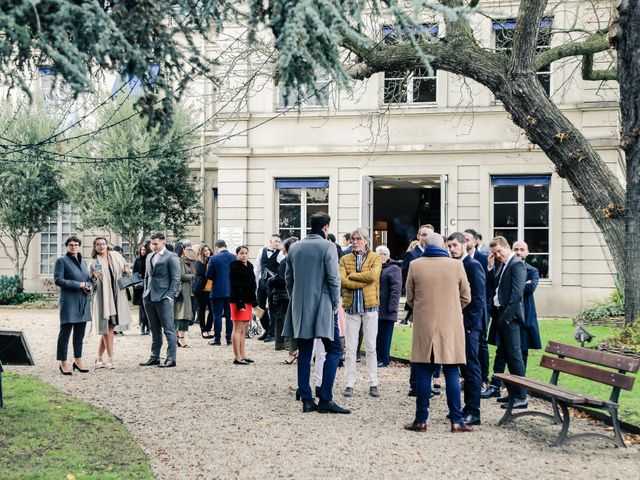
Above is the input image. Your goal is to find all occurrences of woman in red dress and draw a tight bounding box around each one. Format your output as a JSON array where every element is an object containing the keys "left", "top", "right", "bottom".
[{"left": 229, "top": 246, "right": 257, "bottom": 365}]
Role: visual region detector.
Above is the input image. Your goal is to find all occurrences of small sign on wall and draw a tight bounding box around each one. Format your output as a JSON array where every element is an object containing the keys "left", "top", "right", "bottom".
[{"left": 219, "top": 226, "right": 244, "bottom": 251}]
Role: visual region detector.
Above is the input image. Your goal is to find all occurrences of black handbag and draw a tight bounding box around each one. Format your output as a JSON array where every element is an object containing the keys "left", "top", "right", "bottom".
[{"left": 118, "top": 272, "right": 143, "bottom": 290}]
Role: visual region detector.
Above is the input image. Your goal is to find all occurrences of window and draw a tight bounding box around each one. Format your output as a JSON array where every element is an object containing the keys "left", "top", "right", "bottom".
[
  {"left": 276, "top": 179, "right": 329, "bottom": 239},
  {"left": 279, "top": 78, "right": 331, "bottom": 108},
  {"left": 40, "top": 205, "right": 80, "bottom": 275},
  {"left": 493, "top": 18, "right": 553, "bottom": 95},
  {"left": 492, "top": 176, "right": 550, "bottom": 278},
  {"left": 382, "top": 24, "right": 438, "bottom": 105}
]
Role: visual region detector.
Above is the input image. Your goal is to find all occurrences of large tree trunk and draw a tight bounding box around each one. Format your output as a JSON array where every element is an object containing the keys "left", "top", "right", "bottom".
[{"left": 618, "top": 0, "right": 640, "bottom": 327}]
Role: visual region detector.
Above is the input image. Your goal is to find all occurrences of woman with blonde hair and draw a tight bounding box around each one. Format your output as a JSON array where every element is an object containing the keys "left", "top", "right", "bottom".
[{"left": 90, "top": 237, "right": 133, "bottom": 369}]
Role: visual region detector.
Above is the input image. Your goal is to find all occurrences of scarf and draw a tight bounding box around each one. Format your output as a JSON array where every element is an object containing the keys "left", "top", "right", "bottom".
[{"left": 422, "top": 245, "right": 451, "bottom": 258}]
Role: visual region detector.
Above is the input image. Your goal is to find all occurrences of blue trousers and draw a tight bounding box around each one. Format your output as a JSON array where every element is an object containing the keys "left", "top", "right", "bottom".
[
  {"left": 409, "top": 363, "right": 441, "bottom": 389},
  {"left": 376, "top": 320, "right": 395, "bottom": 366},
  {"left": 211, "top": 297, "right": 232, "bottom": 343},
  {"left": 461, "top": 329, "right": 482, "bottom": 417},
  {"left": 414, "top": 363, "right": 463, "bottom": 424},
  {"left": 297, "top": 315, "right": 342, "bottom": 402}
]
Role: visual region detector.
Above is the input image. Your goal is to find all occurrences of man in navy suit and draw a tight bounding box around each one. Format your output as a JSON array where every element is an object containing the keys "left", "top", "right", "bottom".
[
  {"left": 487, "top": 236, "right": 528, "bottom": 409},
  {"left": 447, "top": 232, "right": 485, "bottom": 426},
  {"left": 206, "top": 239, "right": 237, "bottom": 345},
  {"left": 485, "top": 241, "right": 542, "bottom": 398},
  {"left": 464, "top": 229, "right": 492, "bottom": 392}
]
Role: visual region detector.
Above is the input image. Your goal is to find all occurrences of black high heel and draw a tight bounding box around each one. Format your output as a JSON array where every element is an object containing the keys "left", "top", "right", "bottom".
[
  {"left": 59, "top": 365, "right": 72, "bottom": 376},
  {"left": 72, "top": 362, "right": 89, "bottom": 373}
]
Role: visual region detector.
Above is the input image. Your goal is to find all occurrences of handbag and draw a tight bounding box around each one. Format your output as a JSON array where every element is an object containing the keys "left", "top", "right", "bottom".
[
  {"left": 118, "top": 272, "right": 143, "bottom": 290},
  {"left": 203, "top": 279, "right": 213, "bottom": 292}
]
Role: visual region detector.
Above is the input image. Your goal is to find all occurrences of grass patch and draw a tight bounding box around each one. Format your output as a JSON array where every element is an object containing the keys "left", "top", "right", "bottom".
[
  {"left": 390, "top": 318, "right": 640, "bottom": 427},
  {"left": 0, "top": 372, "right": 154, "bottom": 479}
]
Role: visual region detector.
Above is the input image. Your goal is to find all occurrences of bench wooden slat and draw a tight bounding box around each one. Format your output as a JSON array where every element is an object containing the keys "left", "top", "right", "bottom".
[
  {"left": 546, "top": 341, "right": 640, "bottom": 373},
  {"left": 494, "top": 373, "right": 616, "bottom": 407},
  {"left": 540, "top": 355, "right": 635, "bottom": 391}
]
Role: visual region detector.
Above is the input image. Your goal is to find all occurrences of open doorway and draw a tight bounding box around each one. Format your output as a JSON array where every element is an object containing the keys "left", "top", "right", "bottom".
[{"left": 371, "top": 176, "right": 442, "bottom": 260}]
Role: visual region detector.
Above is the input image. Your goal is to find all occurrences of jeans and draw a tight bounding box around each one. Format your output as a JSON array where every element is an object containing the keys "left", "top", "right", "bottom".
[
  {"left": 297, "top": 315, "right": 342, "bottom": 402},
  {"left": 376, "top": 320, "right": 395, "bottom": 366},
  {"left": 145, "top": 297, "right": 178, "bottom": 362},
  {"left": 211, "top": 297, "right": 232, "bottom": 343},
  {"left": 414, "top": 363, "right": 463, "bottom": 424},
  {"left": 56, "top": 322, "right": 87, "bottom": 361},
  {"left": 345, "top": 311, "right": 378, "bottom": 388},
  {"left": 410, "top": 363, "right": 442, "bottom": 390},
  {"left": 461, "top": 329, "right": 482, "bottom": 417}
]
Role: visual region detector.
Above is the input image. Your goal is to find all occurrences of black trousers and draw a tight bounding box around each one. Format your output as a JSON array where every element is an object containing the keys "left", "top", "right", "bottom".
[
  {"left": 495, "top": 315, "right": 527, "bottom": 400},
  {"left": 196, "top": 291, "right": 213, "bottom": 333},
  {"left": 256, "top": 282, "right": 271, "bottom": 332},
  {"left": 139, "top": 301, "right": 149, "bottom": 333},
  {"left": 57, "top": 322, "right": 87, "bottom": 361}
]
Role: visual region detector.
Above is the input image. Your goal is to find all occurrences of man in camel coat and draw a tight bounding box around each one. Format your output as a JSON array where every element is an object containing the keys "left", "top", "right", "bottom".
[{"left": 404, "top": 233, "right": 472, "bottom": 433}]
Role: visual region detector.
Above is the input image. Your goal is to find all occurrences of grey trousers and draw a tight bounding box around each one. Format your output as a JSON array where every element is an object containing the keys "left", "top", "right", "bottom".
[{"left": 144, "top": 297, "right": 177, "bottom": 362}]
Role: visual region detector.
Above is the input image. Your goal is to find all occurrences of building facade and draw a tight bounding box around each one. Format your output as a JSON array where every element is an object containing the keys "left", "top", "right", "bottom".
[{"left": 0, "top": 2, "right": 622, "bottom": 317}]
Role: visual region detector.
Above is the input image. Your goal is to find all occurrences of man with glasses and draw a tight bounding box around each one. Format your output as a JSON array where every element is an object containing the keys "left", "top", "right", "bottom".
[{"left": 340, "top": 228, "right": 382, "bottom": 398}]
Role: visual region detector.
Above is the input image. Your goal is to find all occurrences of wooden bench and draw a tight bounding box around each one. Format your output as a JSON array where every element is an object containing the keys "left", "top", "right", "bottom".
[{"left": 495, "top": 341, "right": 639, "bottom": 447}]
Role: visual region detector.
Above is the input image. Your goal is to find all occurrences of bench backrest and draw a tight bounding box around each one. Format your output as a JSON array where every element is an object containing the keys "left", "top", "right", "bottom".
[{"left": 541, "top": 342, "right": 638, "bottom": 392}]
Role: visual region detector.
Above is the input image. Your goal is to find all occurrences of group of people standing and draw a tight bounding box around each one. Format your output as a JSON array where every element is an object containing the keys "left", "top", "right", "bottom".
[{"left": 54, "top": 217, "right": 541, "bottom": 433}]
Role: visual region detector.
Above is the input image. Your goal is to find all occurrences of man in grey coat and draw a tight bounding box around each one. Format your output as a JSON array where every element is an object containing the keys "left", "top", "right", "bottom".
[
  {"left": 283, "top": 212, "right": 350, "bottom": 414},
  {"left": 139, "top": 232, "right": 182, "bottom": 368}
]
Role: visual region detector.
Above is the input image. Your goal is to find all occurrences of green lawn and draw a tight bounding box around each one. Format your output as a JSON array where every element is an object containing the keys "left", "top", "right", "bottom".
[
  {"left": 390, "top": 318, "right": 640, "bottom": 427},
  {"left": 0, "top": 372, "right": 154, "bottom": 480}
]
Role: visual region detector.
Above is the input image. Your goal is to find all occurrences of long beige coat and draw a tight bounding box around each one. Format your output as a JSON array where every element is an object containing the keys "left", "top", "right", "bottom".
[
  {"left": 90, "top": 251, "right": 133, "bottom": 335},
  {"left": 406, "top": 257, "right": 471, "bottom": 364}
]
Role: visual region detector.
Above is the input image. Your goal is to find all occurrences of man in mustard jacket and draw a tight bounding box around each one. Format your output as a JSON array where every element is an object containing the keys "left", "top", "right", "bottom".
[{"left": 340, "top": 228, "right": 382, "bottom": 398}]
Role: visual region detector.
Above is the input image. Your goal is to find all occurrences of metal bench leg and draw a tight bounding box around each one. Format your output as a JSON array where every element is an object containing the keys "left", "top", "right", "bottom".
[
  {"left": 498, "top": 398, "right": 515, "bottom": 426},
  {"left": 551, "top": 398, "right": 561, "bottom": 424},
  {"left": 610, "top": 407, "right": 626, "bottom": 448},
  {"left": 552, "top": 402, "right": 571, "bottom": 447}
]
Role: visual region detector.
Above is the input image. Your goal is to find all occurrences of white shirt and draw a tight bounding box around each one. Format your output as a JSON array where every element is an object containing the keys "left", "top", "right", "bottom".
[
  {"left": 493, "top": 252, "right": 516, "bottom": 308},
  {"left": 254, "top": 247, "right": 285, "bottom": 281},
  {"left": 151, "top": 247, "right": 167, "bottom": 266}
]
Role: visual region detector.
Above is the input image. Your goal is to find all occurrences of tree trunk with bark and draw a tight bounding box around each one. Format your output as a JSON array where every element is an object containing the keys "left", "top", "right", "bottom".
[{"left": 617, "top": 0, "right": 640, "bottom": 326}]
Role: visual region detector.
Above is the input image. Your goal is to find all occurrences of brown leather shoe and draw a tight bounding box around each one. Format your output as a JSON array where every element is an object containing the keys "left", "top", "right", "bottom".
[
  {"left": 404, "top": 421, "right": 427, "bottom": 432},
  {"left": 451, "top": 423, "right": 474, "bottom": 433}
]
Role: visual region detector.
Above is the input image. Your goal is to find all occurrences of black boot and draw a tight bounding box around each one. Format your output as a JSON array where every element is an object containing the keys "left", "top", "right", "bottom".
[{"left": 302, "top": 399, "right": 318, "bottom": 413}]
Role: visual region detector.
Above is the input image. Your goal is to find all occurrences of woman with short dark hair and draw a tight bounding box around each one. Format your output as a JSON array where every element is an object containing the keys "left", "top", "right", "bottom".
[{"left": 54, "top": 236, "right": 93, "bottom": 375}]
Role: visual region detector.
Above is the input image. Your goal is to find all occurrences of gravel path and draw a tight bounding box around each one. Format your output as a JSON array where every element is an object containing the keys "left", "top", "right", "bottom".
[{"left": 1, "top": 308, "right": 638, "bottom": 480}]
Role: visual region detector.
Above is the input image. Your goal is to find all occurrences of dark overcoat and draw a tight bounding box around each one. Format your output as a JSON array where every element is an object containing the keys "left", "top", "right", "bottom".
[
  {"left": 462, "top": 255, "right": 486, "bottom": 332},
  {"left": 378, "top": 259, "right": 402, "bottom": 321},
  {"left": 54, "top": 253, "right": 92, "bottom": 324},
  {"left": 521, "top": 263, "right": 542, "bottom": 350}
]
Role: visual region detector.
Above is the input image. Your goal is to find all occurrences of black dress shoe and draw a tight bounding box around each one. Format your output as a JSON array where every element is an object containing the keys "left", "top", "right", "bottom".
[
  {"left": 302, "top": 399, "right": 318, "bottom": 413},
  {"left": 233, "top": 359, "right": 249, "bottom": 365},
  {"left": 257, "top": 332, "right": 268, "bottom": 341},
  {"left": 158, "top": 360, "right": 176, "bottom": 368},
  {"left": 496, "top": 396, "right": 510, "bottom": 403},
  {"left": 501, "top": 399, "right": 528, "bottom": 409},
  {"left": 139, "top": 358, "right": 161, "bottom": 366},
  {"left": 318, "top": 400, "right": 351, "bottom": 414},
  {"left": 480, "top": 384, "right": 501, "bottom": 399},
  {"left": 263, "top": 335, "right": 275, "bottom": 343},
  {"left": 463, "top": 414, "right": 481, "bottom": 426},
  {"left": 209, "top": 340, "right": 222, "bottom": 346}
]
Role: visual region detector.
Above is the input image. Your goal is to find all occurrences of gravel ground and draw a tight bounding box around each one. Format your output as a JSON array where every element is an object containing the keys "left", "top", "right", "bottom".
[{"left": 1, "top": 308, "right": 638, "bottom": 480}]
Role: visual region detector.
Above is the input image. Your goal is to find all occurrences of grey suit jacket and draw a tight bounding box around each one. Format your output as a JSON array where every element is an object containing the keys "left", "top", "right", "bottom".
[{"left": 143, "top": 249, "right": 181, "bottom": 302}]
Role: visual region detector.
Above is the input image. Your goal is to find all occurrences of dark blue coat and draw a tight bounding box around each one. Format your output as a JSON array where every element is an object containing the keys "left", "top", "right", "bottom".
[
  {"left": 401, "top": 245, "right": 423, "bottom": 288},
  {"left": 379, "top": 259, "right": 402, "bottom": 321},
  {"left": 521, "top": 263, "right": 542, "bottom": 350},
  {"left": 462, "top": 255, "right": 486, "bottom": 332},
  {"left": 206, "top": 250, "right": 236, "bottom": 299},
  {"left": 471, "top": 249, "right": 491, "bottom": 328}
]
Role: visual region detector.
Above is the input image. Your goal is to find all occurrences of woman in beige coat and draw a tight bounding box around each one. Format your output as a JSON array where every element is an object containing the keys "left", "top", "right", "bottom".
[
  {"left": 90, "top": 237, "right": 133, "bottom": 369},
  {"left": 404, "top": 234, "right": 471, "bottom": 433}
]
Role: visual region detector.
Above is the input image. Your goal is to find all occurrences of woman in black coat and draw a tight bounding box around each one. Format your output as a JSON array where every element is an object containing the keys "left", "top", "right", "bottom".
[
  {"left": 192, "top": 244, "right": 214, "bottom": 338},
  {"left": 54, "top": 236, "right": 93, "bottom": 375},
  {"left": 375, "top": 246, "right": 402, "bottom": 367},
  {"left": 229, "top": 246, "right": 257, "bottom": 365},
  {"left": 132, "top": 241, "right": 151, "bottom": 335}
]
